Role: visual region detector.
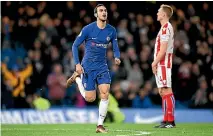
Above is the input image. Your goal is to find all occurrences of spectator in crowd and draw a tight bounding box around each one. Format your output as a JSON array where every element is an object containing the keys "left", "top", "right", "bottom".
[
  {"left": 30, "top": 50, "right": 49, "bottom": 94},
  {"left": 63, "top": 50, "right": 75, "bottom": 77},
  {"left": 132, "top": 81, "right": 153, "bottom": 108},
  {"left": 47, "top": 63, "right": 66, "bottom": 105},
  {"left": 1, "top": 60, "right": 32, "bottom": 108},
  {"left": 190, "top": 77, "right": 209, "bottom": 108},
  {"left": 26, "top": 92, "right": 51, "bottom": 110}
]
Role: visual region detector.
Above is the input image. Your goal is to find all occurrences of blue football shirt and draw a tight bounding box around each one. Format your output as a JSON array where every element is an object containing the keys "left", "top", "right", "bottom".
[{"left": 72, "top": 21, "right": 120, "bottom": 72}]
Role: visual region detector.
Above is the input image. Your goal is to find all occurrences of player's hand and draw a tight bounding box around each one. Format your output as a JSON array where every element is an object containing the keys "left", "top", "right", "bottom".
[
  {"left": 76, "top": 64, "right": 83, "bottom": 74},
  {"left": 115, "top": 58, "right": 121, "bottom": 65},
  {"left": 151, "top": 62, "right": 157, "bottom": 75}
]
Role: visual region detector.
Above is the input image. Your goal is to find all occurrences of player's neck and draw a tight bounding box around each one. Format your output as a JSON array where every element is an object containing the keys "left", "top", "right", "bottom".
[
  {"left": 97, "top": 20, "right": 106, "bottom": 29},
  {"left": 160, "top": 19, "right": 168, "bottom": 27}
]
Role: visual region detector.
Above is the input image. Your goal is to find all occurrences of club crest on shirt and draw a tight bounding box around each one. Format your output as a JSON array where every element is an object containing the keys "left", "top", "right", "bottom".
[{"left": 106, "top": 36, "right": 110, "bottom": 41}]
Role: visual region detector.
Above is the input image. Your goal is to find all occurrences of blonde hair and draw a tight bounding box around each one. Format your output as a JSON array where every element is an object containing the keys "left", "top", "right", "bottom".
[{"left": 160, "top": 4, "right": 173, "bottom": 18}]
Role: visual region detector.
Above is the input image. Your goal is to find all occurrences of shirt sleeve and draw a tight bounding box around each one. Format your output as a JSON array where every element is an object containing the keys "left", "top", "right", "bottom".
[
  {"left": 111, "top": 28, "right": 120, "bottom": 58},
  {"left": 72, "top": 26, "right": 88, "bottom": 65},
  {"left": 160, "top": 27, "right": 170, "bottom": 42}
]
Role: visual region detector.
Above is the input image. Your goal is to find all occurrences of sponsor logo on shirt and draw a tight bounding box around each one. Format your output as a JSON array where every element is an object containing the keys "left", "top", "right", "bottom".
[
  {"left": 91, "top": 42, "right": 108, "bottom": 48},
  {"left": 96, "top": 44, "right": 108, "bottom": 48}
]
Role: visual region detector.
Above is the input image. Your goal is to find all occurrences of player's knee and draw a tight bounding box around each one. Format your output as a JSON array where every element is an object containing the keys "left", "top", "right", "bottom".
[
  {"left": 85, "top": 98, "right": 94, "bottom": 102},
  {"left": 89, "top": 97, "right": 96, "bottom": 102},
  {"left": 161, "top": 87, "right": 172, "bottom": 96},
  {"left": 100, "top": 91, "right": 109, "bottom": 99},
  {"left": 85, "top": 96, "right": 96, "bottom": 102},
  {"left": 160, "top": 89, "right": 166, "bottom": 96}
]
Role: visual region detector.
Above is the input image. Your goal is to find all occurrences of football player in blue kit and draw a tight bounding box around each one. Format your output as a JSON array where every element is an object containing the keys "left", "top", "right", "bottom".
[{"left": 66, "top": 4, "right": 121, "bottom": 133}]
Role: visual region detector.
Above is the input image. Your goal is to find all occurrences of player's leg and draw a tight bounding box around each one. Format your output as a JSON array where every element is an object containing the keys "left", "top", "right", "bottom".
[
  {"left": 96, "top": 84, "right": 110, "bottom": 133},
  {"left": 75, "top": 76, "right": 86, "bottom": 98},
  {"left": 67, "top": 71, "right": 79, "bottom": 88},
  {"left": 159, "top": 88, "right": 168, "bottom": 124},
  {"left": 161, "top": 87, "right": 176, "bottom": 128},
  {"left": 154, "top": 66, "right": 175, "bottom": 128},
  {"left": 67, "top": 71, "right": 96, "bottom": 102},
  {"left": 81, "top": 72, "right": 97, "bottom": 102},
  {"left": 96, "top": 71, "right": 111, "bottom": 133},
  {"left": 154, "top": 87, "right": 168, "bottom": 128},
  {"left": 154, "top": 69, "right": 167, "bottom": 128},
  {"left": 162, "top": 67, "right": 175, "bottom": 128}
]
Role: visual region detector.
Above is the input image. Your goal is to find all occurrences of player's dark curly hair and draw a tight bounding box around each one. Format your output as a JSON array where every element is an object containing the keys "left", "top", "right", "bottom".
[{"left": 94, "top": 4, "right": 106, "bottom": 17}]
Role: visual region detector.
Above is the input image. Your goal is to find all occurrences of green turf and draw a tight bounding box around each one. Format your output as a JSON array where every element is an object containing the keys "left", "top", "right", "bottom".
[{"left": 2, "top": 123, "right": 213, "bottom": 136}]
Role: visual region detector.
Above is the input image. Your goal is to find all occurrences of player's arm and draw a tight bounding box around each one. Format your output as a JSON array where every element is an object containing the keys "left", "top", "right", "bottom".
[
  {"left": 153, "top": 42, "right": 168, "bottom": 65},
  {"left": 111, "top": 28, "right": 121, "bottom": 65},
  {"left": 152, "top": 27, "right": 170, "bottom": 74},
  {"left": 153, "top": 28, "right": 170, "bottom": 65},
  {"left": 72, "top": 27, "right": 88, "bottom": 65}
]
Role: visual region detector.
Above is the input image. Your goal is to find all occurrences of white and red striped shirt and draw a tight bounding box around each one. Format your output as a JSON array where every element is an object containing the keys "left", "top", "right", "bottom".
[{"left": 154, "top": 22, "right": 174, "bottom": 68}]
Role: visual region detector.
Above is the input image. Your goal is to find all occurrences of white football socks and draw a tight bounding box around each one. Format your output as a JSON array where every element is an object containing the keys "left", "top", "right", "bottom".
[
  {"left": 75, "top": 77, "right": 86, "bottom": 98},
  {"left": 98, "top": 99, "right": 109, "bottom": 126},
  {"left": 76, "top": 76, "right": 109, "bottom": 126}
]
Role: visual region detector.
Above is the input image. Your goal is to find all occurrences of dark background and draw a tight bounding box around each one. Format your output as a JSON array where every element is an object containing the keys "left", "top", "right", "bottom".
[{"left": 1, "top": 1, "right": 213, "bottom": 109}]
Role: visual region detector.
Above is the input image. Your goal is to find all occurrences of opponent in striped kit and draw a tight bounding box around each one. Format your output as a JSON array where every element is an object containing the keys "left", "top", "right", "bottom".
[
  {"left": 154, "top": 22, "right": 174, "bottom": 88},
  {"left": 152, "top": 4, "right": 176, "bottom": 128}
]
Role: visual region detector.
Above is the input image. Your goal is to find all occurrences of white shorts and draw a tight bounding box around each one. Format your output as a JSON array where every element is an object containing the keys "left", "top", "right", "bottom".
[{"left": 155, "top": 65, "right": 172, "bottom": 88}]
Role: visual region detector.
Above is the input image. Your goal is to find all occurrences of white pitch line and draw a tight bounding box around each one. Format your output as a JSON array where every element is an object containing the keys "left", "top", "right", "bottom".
[{"left": 115, "top": 129, "right": 151, "bottom": 136}]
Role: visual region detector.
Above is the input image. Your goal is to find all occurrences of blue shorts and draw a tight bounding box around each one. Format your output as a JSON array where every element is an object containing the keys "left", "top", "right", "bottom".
[{"left": 81, "top": 70, "right": 111, "bottom": 91}]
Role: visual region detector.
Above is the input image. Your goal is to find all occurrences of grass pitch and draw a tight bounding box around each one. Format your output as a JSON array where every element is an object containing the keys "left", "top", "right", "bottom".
[{"left": 2, "top": 123, "right": 213, "bottom": 136}]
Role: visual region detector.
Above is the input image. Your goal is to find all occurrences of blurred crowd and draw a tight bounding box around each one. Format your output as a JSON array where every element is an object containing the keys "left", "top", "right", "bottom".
[{"left": 1, "top": 1, "right": 213, "bottom": 109}]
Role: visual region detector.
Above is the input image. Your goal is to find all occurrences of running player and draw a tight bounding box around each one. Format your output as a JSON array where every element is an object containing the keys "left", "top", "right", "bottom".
[{"left": 67, "top": 4, "right": 121, "bottom": 133}]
